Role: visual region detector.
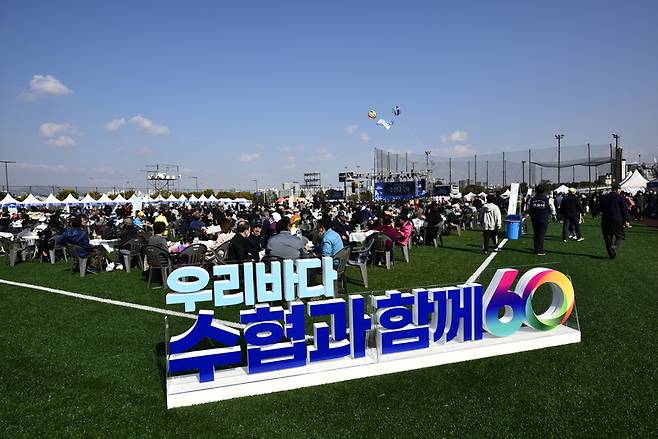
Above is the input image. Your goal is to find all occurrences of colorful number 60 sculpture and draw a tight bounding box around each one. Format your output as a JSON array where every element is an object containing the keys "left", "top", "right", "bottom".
[{"left": 483, "top": 267, "right": 575, "bottom": 337}]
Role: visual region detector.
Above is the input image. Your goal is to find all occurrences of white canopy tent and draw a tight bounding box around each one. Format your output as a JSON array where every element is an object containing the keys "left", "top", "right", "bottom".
[
  {"left": 142, "top": 195, "right": 154, "bottom": 204},
  {"left": 81, "top": 194, "right": 98, "bottom": 204},
  {"left": 154, "top": 194, "right": 165, "bottom": 202},
  {"left": 166, "top": 194, "right": 178, "bottom": 203},
  {"left": 128, "top": 194, "right": 141, "bottom": 202},
  {"left": 178, "top": 194, "right": 187, "bottom": 202},
  {"left": 188, "top": 194, "right": 199, "bottom": 202},
  {"left": 233, "top": 197, "right": 252, "bottom": 205},
  {"left": 207, "top": 194, "right": 218, "bottom": 203},
  {"left": 554, "top": 185, "right": 570, "bottom": 194},
  {"left": 198, "top": 194, "right": 208, "bottom": 202},
  {"left": 97, "top": 194, "right": 113, "bottom": 204},
  {"left": 218, "top": 198, "right": 232, "bottom": 204},
  {"left": 0, "top": 194, "right": 21, "bottom": 206},
  {"left": 619, "top": 169, "right": 648, "bottom": 194},
  {"left": 113, "top": 194, "right": 128, "bottom": 203},
  {"left": 62, "top": 194, "right": 80, "bottom": 205},
  {"left": 22, "top": 194, "right": 43, "bottom": 206},
  {"left": 44, "top": 194, "right": 62, "bottom": 205}
]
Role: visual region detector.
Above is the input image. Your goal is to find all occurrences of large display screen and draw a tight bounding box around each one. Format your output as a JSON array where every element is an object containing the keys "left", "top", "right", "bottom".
[{"left": 374, "top": 181, "right": 416, "bottom": 200}]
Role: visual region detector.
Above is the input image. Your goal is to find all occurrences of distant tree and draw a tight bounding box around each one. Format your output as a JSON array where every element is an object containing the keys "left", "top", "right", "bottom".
[
  {"left": 299, "top": 190, "right": 306, "bottom": 198},
  {"left": 203, "top": 189, "right": 215, "bottom": 198},
  {"left": 88, "top": 191, "right": 101, "bottom": 200},
  {"left": 463, "top": 184, "right": 485, "bottom": 194},
  {"left": 121, "top": 190, "right": 135, "bottom": 199},
  {"left": 57, "top": 188, "right": 79, "bottom": 199}
]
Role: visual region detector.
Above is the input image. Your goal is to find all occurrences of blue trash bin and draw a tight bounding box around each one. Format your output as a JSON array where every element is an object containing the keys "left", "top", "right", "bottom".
[{"left": 505, "top": 214, "right": 522, "bottom": 240}]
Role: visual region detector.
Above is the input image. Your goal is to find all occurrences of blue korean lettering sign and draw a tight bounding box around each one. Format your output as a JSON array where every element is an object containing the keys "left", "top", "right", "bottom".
[{"left": 165, "top": 260, "right": 576, "bottom": 383}]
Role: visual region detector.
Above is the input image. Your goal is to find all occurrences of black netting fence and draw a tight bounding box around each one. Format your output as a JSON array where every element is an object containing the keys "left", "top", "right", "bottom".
[{"left": 374, "top": 144, "right": 617, "bottom": 187}]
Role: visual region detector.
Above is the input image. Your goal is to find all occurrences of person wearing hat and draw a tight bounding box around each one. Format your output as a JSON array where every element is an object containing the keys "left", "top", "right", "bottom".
[
  {"left": 528, "top": 185, "right": 551, "bottom": 256},
  {"left": 133, "top": 211, "right": 146, "bottom": 229},
  {"left": 558, "top": 187, "right": 585, "bottom": 242}
]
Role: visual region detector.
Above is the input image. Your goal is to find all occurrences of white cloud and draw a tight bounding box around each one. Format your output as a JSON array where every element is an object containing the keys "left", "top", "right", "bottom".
[
  {"left": 39, "top": 122, "right": 72, "bottom": 138},
  {"left": 441, "top": 130, "right": 469, "bottom": 144},
  {"left": 105, "top": 117, "right": 126, "bottom": 132},
  {"left": 39, "top": 122, "right": 78, "bottom": 147},
  {"left": 130, "top": 115, "right": 169, "bottom": 135},
  {"left": 239, "top": 153, "right": 260, "bottom": 162},
  {"left": 19, "top": 75, "right": 73, "bottom": 101},
  {"left": 47, "top": 136, "right": 76, "bottom": 148},
  {"left": 344, "top": 125, "right": 358, "bottom": 135},
  {"left": 359, "top": 132, "right": 370, "bottom": 142}
]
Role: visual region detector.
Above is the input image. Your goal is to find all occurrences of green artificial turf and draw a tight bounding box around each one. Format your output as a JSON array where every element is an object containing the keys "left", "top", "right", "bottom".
[{"left": 0, "top": 220, "right": 656, "bottom": 438}]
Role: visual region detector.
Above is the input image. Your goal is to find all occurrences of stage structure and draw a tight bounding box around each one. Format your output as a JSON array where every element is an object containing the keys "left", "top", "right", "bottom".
[{"left": 143, "top": 164, "right": 181, "bottom": 195}]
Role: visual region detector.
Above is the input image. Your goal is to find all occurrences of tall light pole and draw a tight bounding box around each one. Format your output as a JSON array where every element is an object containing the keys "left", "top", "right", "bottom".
[
  {"left": 612, "top": 133, "right": 620, "bottom": 182},
  {"left": 522, "top": 160, "right": 526, "bottom": 185},
  {"left": 555, "top": 134, "right": 564, "bottom": 184},
  {"left": 189, "top": 176, "right": 198, "bottom": 192},
  {"left": 1, "top": 160, "right": 16, "bottom": 194}
]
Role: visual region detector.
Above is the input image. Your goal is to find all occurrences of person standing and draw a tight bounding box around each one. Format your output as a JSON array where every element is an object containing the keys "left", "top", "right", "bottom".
[
  {"left": 528, "top": 186, "right": 551, "bottom": 256},
  {"left": 559, "top": 187, "right": 585, "bottom": 242},
  {"left": 599, "top": 183, "right": 629, "bottom": 259},
  {"left": 478, "top": 194, "right": 502, "bottom": 255}
]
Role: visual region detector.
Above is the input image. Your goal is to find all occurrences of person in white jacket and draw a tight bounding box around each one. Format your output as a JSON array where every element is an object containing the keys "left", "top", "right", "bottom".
[{"left": 479, "top": 194, "right": 502, "bottom": 254}]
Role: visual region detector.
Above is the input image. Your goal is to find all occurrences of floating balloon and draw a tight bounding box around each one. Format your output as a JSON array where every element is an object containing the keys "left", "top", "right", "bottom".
[
  {"left": 376, "top": 119, "right": 394, "bottom": 130},
  {"left": 392, "top": 105, "right": 400, "bottom": 116},
  {"left": 368, "top": 110, "right": 377, "bottom": 119}
]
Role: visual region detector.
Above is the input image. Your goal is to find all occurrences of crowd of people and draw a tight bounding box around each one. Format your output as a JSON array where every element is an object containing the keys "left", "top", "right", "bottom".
[{"left": 0, "top": 184, "right": 655, "bottom": 277}]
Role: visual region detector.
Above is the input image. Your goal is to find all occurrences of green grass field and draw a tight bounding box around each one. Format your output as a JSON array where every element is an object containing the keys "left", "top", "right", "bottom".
[{"left": 1, "top": 219, "right": 656, "bottom": 438}]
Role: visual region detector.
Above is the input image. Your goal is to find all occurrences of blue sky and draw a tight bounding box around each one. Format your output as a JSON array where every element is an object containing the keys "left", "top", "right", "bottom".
[{"left": 1, "top": 0, "right": 657, "bottom": 191}]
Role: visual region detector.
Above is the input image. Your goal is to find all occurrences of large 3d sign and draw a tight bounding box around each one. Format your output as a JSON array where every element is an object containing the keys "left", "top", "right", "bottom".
[{"left": 164, "top": 258, "right": 579, "bottom": 408}]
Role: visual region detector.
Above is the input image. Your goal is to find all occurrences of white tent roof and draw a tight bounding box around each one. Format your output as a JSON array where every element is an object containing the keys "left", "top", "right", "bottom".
[
  {"left": 62, "top": 194, "right": 80, "bottom": 204},
  {"left": 188, "top": 194, "right": 198, "bottom": 202},
  {"left": 233, "top": 197, "right": 251, "bottom": 203},
  {"left": 219, "top": 198, "right": 232, "bottom": 203},
  {"left": 155, "top": 194, "right": 165, "bottom": 202},
  {"left": 166, "top": 194, "right": 178, "bottom": 202},
  {"left": 178, "top": 194, "right": 187, "bottom": 202},
  {"left": 554, "top": 185, "right": 570, "bottom": 194},
  {"left": 81, "top": 194, "right": 98, "bottom": 203},
  {"left": 0, "top": 193, "right": 21, "bottom": 205},
  {"left": 44, "top": 194, "right": 62, "bottom": 204},
  {"left": 128, "top": 194, "right": 140, "bottom": 202},
  {"left": 207, "top": 194, "right": 218, "bottom": 202},
  {"left": 142, "top": 195, "right": 153, "bottom": 203},
  {"left": 198, "top": 194, "right": 208, "bottom": 201},
  {"left": 97, "top": 194, "right": 113, "bottom": 203},
  {"left": 113, "top": 194, "right": 127, "bottom": 203},
  {"left": 620, "top": 169, "right": 648, "bottom": 192},
  {"left": 22, "top": 194, "right": 43, "bottom": 205}
]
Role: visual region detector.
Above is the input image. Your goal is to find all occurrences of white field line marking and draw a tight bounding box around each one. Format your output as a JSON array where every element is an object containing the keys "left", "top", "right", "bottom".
[
  {"left": 466, "top": 238, "right": 508, "bottom": 284},
  {"left": 0, "top": 278, "right": 245, "bottom": 329}
]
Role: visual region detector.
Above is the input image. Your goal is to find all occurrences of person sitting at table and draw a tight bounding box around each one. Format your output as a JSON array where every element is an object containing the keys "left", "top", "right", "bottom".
[
  {"left": 169, "top": 234, "right": 193, "bottom": 254},
  {"left": 189, "top": 214, "right": 206, "bottom": 235},
  {"left": 133, "top": 211, "right": 147, "bottom": 229},
  {"left": 116, "top": 217, "right": 139, "bottom": 248},
  {"left": 227, "top": 220, "right": 256, "bottom": 263},
  {"left": 248, "top": 222, "right": 265, "bottom": 254},
  {"left": 56, "top": 216, "right": 111, "bottom": 273},
  {"left": 395, "top": 216, "right": 414, "bottom": 247},
  {"left": 317, "top": 218, "right": 344, "bottom": 257},
  {"left": 267, "top": 218, "right": 307, "bottom": 260},
  {"left": 375, "top": 212, "right": 400, "bottom": 248},
  {"left": 331, "top": 212, "right": 351, "bottom": 244},
  {"left": 212, "top": 218, "right": 235, "bottom": 249},
  {"left": 147, "top": 221, "right": 169, "bottom": 252},
  {"left": 153, "top": 210, "right": 169, "bottom": 236}
]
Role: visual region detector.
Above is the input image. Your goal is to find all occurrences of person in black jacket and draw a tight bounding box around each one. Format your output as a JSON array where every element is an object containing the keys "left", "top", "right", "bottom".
[
  {"left": 528, "top": 185, "right": 551, "bottom": 255},
  {"left": 559, "top": 188, "right": 585, "bottom": 242},
  {"left": 599, "top": 184, "right": 629, "bottom": 259},
  {"left": 227, "top": 220, "right": 255, "bottom": 263}
]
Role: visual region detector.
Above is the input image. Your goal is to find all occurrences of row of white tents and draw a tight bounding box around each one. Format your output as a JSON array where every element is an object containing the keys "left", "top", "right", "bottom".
[{"left": 0, "top": 192, "right": 253, "bottom": 206}]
